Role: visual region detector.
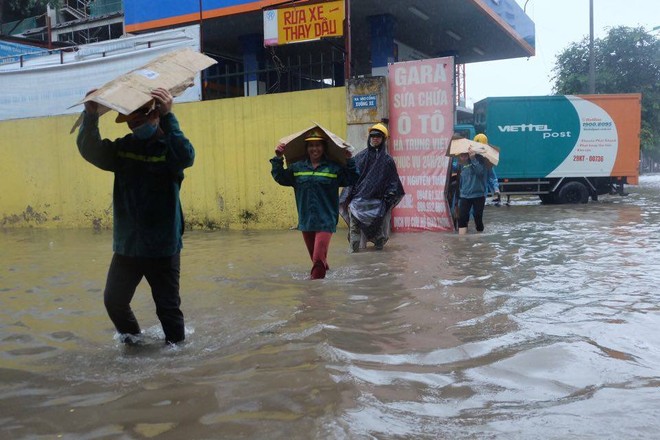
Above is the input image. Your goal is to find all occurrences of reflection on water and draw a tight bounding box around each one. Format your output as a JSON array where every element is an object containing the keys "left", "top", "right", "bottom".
[{"left": 2, "top": 175, "right": 660, "bottom": 439}]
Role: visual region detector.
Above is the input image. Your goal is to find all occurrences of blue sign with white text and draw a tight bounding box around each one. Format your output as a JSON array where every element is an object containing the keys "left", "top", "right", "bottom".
[{"left": 352, "top": 94, "right": 377, "bottom": 109}]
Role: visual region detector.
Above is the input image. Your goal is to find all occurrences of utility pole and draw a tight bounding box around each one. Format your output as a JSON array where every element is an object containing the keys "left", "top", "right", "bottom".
[{"left": 588, "top": 0, "right": 595, "bottom": 93}]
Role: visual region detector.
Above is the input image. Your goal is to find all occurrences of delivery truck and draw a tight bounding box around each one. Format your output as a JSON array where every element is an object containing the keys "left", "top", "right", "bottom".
[{"left": 455, "top": 94, "right": 642, "bottom": 204}]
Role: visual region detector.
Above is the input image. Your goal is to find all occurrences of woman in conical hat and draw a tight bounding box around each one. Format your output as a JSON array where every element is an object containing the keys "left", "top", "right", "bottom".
[{"left": 270, "top": 128, "right": 359, "bottom": 279}]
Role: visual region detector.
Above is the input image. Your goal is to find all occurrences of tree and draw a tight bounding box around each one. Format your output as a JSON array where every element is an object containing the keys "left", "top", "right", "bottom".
[
  {"left": 0, "top": 0, "right": 61, "bottom": 34},
  {"left": 552, "top": 26, "right": 660, "bottom": 157}
]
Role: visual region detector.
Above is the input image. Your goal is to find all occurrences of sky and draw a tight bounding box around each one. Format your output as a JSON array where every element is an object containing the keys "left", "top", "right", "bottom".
[{"left": 465, "top": 0, "right": 659, "bottom": 107}]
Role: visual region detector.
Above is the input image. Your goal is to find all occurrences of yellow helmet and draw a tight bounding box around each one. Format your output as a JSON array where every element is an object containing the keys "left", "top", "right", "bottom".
[
  {"left": 474, "top": 133, "right": 488, "bottom": 144},
  {"left": 304, "top": 128, "right": 326, "bottom": 142},
  {"left": 368, "top": 123, "right": 389, "bottom": 139}
]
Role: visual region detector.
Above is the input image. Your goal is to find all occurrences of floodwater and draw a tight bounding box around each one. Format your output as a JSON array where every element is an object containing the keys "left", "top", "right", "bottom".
[{"left": 2, "top": 176, "right": 660, "bottom": 440}]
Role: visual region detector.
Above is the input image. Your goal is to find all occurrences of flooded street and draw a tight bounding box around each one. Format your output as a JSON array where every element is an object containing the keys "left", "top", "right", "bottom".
[{"left": 2, "top": 175, "right": 660, "bottom": 440}]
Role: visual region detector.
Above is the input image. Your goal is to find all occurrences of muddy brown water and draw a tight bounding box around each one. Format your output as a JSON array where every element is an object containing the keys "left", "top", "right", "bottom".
[{"left": 2, "top": 175, "right": 660, "bottom": 439}]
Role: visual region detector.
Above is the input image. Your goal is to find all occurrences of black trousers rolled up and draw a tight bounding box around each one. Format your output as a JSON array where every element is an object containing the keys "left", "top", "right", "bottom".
[
  {"left": 458, "top": 196, "right": 486, "bottom": 231},
  {"left": 103, "top": 252, "right": 184, "bottom": 343}
]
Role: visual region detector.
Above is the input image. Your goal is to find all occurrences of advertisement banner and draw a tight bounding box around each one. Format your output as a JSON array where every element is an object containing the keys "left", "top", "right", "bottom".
[
  {"left": 264, "top": 0, "right": 344, "bottom": 46},
  {"left": 388, "top": 57, "right": 455, "bottom": 232}
]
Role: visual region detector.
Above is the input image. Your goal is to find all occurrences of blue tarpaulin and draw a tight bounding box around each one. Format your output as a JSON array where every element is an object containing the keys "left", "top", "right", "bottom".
[{"left": 0, "top": 40, "right": 48, "bottom": 65}]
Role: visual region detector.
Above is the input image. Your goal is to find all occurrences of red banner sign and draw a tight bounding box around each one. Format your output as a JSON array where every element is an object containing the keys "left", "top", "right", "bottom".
[{"left": 389, "top": 57, "right": 455, "bottom": 232}]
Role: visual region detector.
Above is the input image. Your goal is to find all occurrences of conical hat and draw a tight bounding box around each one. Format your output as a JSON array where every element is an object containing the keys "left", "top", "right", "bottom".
[{"left": 278, "top": 123, "right": 353, "bottom": 165}]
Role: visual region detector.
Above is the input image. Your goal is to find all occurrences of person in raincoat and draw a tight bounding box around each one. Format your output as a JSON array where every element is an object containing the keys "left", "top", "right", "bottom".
[
  {"left": 270, "top": 128, "right": 359, "bottom": 279},
  {"left": 339, "top": 123, "right": 405, "bottom": 252},
  {"left": 474, "top": 133, "right": 500, "bottom": 204}
]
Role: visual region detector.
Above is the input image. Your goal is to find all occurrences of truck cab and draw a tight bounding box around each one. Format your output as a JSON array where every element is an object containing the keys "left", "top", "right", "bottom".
[{"left": 453, "top": 124, "right": 476, "bottom": 141}]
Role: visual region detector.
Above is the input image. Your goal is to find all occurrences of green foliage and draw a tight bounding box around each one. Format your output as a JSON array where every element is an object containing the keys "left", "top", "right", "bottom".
[
  {"left": 552, "top": 26, "right": 660, "bottom": 155},
  {"left": 1, "top": 0, "right": 60, "bottom": 25},
  {"left": 6, "top": 1, "right": 60, "bottom": 15},
  {"left": 1, "top": 1, "right": 61, "bottom": 22}
]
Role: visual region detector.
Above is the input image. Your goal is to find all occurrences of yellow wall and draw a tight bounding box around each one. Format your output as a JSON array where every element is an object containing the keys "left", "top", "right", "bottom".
[{"left": 0, "top": 87, "right": 347, "bottom": 229}]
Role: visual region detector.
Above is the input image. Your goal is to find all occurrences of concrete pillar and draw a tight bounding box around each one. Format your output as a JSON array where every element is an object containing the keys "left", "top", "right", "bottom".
[{"left": 239, "top": 33, "right": 264, "bottom": 97}]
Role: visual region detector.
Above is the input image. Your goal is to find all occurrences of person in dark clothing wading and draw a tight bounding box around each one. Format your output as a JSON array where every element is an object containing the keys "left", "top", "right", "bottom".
[
  {"left": 270, "top": 128, "right": 359, "bottom": 279},
  {"left": 76, "top": 87, "right": 195, "bottom": 345},
  {"left": 339, "top": 123, "right": 405, "bottom": 252}
]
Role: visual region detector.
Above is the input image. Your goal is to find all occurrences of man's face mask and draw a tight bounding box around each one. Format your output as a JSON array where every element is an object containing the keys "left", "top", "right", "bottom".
[{"left": 132, "top": 121, "right": 158, "bottom": 140}]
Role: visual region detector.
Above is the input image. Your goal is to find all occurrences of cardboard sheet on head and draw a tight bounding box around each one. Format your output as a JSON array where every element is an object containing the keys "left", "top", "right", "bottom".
[
  {"left": 69, "top": 48, "right": 217, "bottom": 133},
  {"left": 448, "top": 138, "right": 500, "bottom": 166},
  {"left": 278, "top": 123, "right": 353, "bottom": 166}
]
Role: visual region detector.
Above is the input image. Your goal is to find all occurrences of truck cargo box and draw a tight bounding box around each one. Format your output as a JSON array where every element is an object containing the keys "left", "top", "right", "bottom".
[{"left": 473, "top": 94, "right": 641, "bottom": 185}]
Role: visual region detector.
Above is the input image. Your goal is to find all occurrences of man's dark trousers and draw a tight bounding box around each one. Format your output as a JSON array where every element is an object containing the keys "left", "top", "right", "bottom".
[{"left": 104, "top": 252, "right": 184, "bottom": 343}]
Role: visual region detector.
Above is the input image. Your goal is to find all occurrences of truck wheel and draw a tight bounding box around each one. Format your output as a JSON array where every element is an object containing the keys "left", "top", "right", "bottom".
[
  {"left": 539, "top": 194, "right": 556, "bottom": 204},
  {"left": 557, "top": 181, "right": 589, "bottom": 204}
]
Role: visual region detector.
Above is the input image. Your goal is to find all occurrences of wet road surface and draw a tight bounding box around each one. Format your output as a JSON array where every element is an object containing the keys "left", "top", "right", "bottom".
[{"left": 1, "top": 175, "right": 660, "bottom": 439}]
